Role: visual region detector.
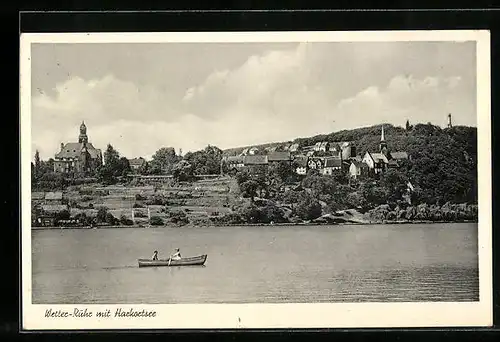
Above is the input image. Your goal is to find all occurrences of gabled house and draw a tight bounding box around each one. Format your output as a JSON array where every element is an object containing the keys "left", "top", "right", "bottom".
[
  {"left": 321, "top": 156, "right": 342, "bottom": 175},
  {"left": 362, "top": 152, "right": 388, "bottom": 174},
  {"left": 313, "top": 141, "right": 330, "bottom": 152},
  {"left": 243, "top": 155, "right": 268, "bottom": 175},
  {"left": 349, "top": 160, "right": 368, "bottom": 178}
]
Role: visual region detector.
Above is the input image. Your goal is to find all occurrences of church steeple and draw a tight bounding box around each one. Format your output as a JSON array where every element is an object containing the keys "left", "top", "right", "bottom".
[
  {"left": 380, "top": 125, "right": 388, "bottom": 155},
  {"left": 79, "top": 120, "right": 88, "bottom": 144}
]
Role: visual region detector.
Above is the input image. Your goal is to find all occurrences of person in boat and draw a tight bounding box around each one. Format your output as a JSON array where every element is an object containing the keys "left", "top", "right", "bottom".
[
  {"left": 152, "top": 250, "right": 158, "bottom": 261},
  {"left": 170, "top": 248, "right": 181, "bottom": 261}
]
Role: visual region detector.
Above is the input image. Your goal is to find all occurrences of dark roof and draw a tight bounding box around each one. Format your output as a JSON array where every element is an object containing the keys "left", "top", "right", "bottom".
[
  {"left": 243, "top": 155, "right": 268, "bottom": 165},
  {"left": 324, "top": 157, "right": 342, "bottom": 168},
  {"left": 55, "top": 142, "right": 101, "bottom": 159},
  {"left": 268, "top": 151, "right": 291, "bottom": 162},
  {"left": 390, "top": 151, "right": 409, "bottom": 160},
  {"left": 350, "top": 160, "right": 363, "bottom": 168},
  {"left": 45, "top": 192, "right": 63, "bottom": 200}
]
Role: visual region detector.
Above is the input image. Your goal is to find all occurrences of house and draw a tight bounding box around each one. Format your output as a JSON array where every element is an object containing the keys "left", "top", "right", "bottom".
[
  {"left": 53, "top": 121, "right": 103, "bottom": 174},
  {"left": 289, "top": 143, "right": 300, "bottom": 153},
  {"left": 243, "top": 155, "right": 268, "bottom": 165},
  {"left": 267, "top": 151, "right": 291, "bottom": 163},
  {"left": 243, "top": 155, "right": 268, "bottom": 174},
  {"left": 128, "top": 157, "right": 146, "bottom": 171},
  {"left": 390, "top": 151, "right": 409, "bottom": 161},
  {"left": 240, "top": 148, "right": 249, "bottom": 156},
  {"left": 362, "top": 152, "right": 388, "bottom": 174},
  {"left": 349, "top": 161, "right": 368, "bottom": 178},
  {"left": 224, "top": 156, "right": 245, "bottom": 170},
  {"left": 321, "top": 157, "right": 342, "bottom": 176},
  {"left": 339, "top": 142, "right": 357, "bottom": 160},
  {"left": 248, "top": 147, "right": 260, "bottom": 155},
  {"left": 362, "top": 125, "right": 408, "bottom": 175},
  {"left": 44, "top": 192, "right": 63, "bottom": 204},
  {"left": 307, "top": 157, "right": 323, "bottom": 170},
  {"left": 313, "top": 141, "right": 330, "bottom": 152},
  {"left": 294, "top": 156, "right": 308, "bottom": 175}
]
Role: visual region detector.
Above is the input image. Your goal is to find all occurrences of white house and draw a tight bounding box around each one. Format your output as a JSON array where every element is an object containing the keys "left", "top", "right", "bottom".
[{"left": 362, "top": 151, "right": 388, "bottom": 174}]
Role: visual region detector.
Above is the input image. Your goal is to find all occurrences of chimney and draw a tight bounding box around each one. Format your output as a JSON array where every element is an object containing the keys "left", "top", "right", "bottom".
[{"left": 60, "top": 143, "right": 64, "bottom": 151}]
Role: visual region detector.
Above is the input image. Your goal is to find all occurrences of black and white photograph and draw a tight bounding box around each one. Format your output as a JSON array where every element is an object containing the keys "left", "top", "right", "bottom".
[{"left": 20, "top": 30, "right": 492, "bottom": 329}]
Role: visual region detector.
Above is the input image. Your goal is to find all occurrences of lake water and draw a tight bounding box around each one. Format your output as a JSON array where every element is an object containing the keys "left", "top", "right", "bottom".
[{"left": 31, "top": 223, "right": 479, "bottom": 304}]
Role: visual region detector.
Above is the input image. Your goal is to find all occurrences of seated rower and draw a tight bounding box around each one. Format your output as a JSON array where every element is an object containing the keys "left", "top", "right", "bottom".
[
  {"left": 152, "top": 250, "right": 158, "bottom": 261},
  {"left": 171, "top": 248, "right": 181, "bottom": 261}
]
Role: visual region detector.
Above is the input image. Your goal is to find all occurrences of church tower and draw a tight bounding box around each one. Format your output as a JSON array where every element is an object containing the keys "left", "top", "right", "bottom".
[
  {"left": 380, "top": 125, "right": 388, "bottom": 155},
  {"left": 447, "top": 113, "right": 453, "bottom": 128},
  {"left": 79, "top": 121, "right": 88, "bottom": 144}
]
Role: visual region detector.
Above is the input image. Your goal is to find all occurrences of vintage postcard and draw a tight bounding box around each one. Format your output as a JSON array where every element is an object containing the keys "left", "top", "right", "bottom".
[{"left": 20, "top": 30, "right": 492, "bottom": 330}]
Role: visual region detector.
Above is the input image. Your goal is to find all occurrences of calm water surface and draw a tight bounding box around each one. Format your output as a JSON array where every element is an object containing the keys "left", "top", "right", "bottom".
[{"left": 32, "top": 223, "right": 478, "bottom": 303}]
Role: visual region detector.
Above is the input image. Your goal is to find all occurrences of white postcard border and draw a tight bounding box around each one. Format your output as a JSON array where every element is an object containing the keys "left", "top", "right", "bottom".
[{"left": 20, "top": 30, "right": 492, "bottom": 330}]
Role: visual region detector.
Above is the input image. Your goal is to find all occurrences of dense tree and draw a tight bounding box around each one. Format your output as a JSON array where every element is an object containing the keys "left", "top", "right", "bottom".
[
  {"left": 172, "top": 160, "right": 194, "bottom": 181},
  {"left": 295, "top": 192, "right": 322, "bottom": 220},
  {"left": 97, "top": 144, "right": 130, "bottom": 184},
  {"left": 183, "top": 145, "right": 223, "bottom": 175},
  {"left": 34, "top": 150, "right": 41, "bottom": 177},
  {"left": 150, "top": 147, "right": 179, "bottom": 174}
]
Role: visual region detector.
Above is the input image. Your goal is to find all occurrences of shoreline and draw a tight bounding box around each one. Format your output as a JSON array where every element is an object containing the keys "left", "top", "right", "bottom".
[{"left": 31, "top": 219, "right": 478, "bottom": 230}]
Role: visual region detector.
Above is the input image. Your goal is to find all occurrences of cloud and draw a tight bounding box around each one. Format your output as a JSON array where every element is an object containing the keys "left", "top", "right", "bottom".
[
  {"left": 31, "top": 42, "right": 476, "bottom": 161},
  {"left": 335, "top": 74, "right": 475, "bottom": 128}
]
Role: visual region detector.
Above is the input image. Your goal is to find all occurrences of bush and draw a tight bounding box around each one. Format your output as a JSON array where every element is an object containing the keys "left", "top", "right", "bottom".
[
  {"left": 133, "top": 203, "right": 145, "bottom": 208},
  {"left": 169, "top": 211, "right": 189, "bottom": 225},
  {"left": 134, "top": 210, "right": 147, "bottom": 218},
  {"left": 150, "top": 216, "right": 164, "bottom": 226},
  {"left": 119, "top": 215, "right": 134, "bottom": 226},
  {"left": 105, "top": 212, "right": 118, "bottom": 225},
  {"left": 96, "top": 207, "right": 108, "bottom": 223}
]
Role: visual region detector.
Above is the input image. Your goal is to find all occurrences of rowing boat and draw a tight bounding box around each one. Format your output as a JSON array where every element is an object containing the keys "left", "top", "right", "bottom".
[{"left": 138, "top": 254, "right": 207, "bottom": 267}]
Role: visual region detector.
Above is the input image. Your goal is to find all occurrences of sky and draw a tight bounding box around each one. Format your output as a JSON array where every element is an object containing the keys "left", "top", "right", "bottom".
[{"left": 30, "top": 41, "right": 477, "bottom": 160}]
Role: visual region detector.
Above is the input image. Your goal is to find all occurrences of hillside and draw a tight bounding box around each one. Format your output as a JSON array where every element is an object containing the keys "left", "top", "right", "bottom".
[{"left": 224, "top": 122, "right": 478, "bottom": 205}]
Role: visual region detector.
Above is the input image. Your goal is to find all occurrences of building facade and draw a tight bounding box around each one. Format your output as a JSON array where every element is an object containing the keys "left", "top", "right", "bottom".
[{"left": 53, "top": 121, "right": 103, "bottom": 175}]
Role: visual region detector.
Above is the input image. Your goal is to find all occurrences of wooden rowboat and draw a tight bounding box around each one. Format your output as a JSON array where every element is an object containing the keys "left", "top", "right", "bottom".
[{"left": 138, "top": 254, "right": 207, "bottom": 267}]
